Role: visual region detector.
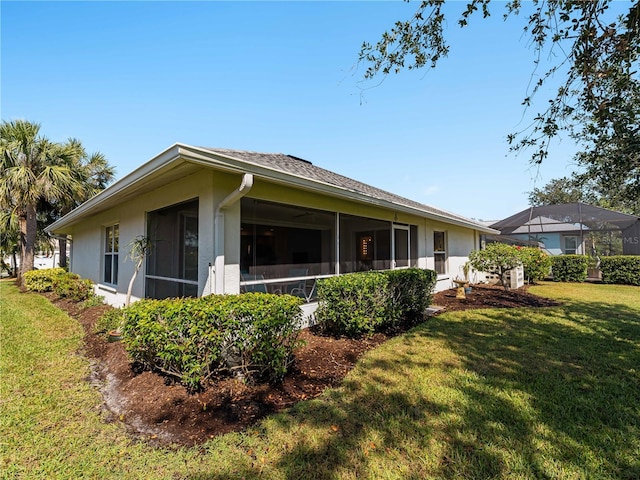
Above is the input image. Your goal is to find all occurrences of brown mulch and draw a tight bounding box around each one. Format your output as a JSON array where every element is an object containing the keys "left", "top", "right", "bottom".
[
  {"left": 40, "top": 284, "right": 559, "bottom": 447},
  {"left": 431, "top": 283, "right": 560, "bottom": 312}
]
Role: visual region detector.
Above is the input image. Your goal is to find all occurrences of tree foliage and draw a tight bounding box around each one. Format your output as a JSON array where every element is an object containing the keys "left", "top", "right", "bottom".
[
  {"left": 0, "top": 120, "right": 114, "bottom": 280},
  {"left": 359, "top": 0, "right": 640, "bottom": 207},
  {"left": 528, "top": 177, "right": 593, "bottom": 206},
  {"left": 528, "top": 173, "right": 639, "bottom": 213},
  {"left": 468, "top": 242, "right": 522, "bottom": 290}
]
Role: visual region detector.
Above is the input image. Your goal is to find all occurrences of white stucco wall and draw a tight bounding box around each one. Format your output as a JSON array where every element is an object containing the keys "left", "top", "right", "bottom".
[
  {"left": 421, "top": 220, "right": 479, "bottom": 292},
  {"left": 68, "top": 169, "right": 240, "bottom": 305},
  {"left": 65, "top": 165, "right": 485, "bottom": 306}
]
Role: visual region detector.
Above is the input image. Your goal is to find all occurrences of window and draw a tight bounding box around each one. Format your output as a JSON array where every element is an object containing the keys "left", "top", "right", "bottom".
[
  {"left": 564, "top": 236, "right": 578, "bottom": 254},
  {"left": 434, "top": 231, "right": 447, "bottom": 275},
  {"left": 104, "top": 224, "right": 119, "bottom": 285},
  {"left": 146, "top": 199, "right": 199, "bottom": 299}
]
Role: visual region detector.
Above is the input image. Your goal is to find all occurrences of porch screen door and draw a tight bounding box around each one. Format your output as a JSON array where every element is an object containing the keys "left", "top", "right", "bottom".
[{"left": 392, "top": 225, "right": 410, "bottom": 268}]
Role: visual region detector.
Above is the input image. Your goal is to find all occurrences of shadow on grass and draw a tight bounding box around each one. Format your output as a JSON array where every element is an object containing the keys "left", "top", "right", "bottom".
[{"left": 189, "top": 298, "right": 640, "bottom": 479}]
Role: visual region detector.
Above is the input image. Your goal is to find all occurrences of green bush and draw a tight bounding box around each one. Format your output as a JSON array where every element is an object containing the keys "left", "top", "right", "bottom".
[
  {"left": 600, "top": 256, "right": 640, "bottom": 286},
  {"left": 315, "top": 269, "right": 437, "bottom": 337},
  {"left": 121, "top": 293, "right": 303, "bottom": 391},
  {"left": 95, "top": 308, "right": 125, "bottom": 335},
  {"left": 23, "top": 267, "right": 66, "bottom": 292},
  {"left": 52, "top": 272, "right": 95, "bottom": 301},
  {"left": 315, "top": 272, "right": 391, "bottom": 337},
  {"left": 81, "top": 294, "right": 105, "bottom": 308},
  {"left": 385, "top": 268, "right": 437, "bottom": 326},
  {"left": 551, "top": 255, "right": 589, "bottom": 282},
  {"left": 517, "top": 247, "right": 552, "bottom": 283},
  {"left": 468, "top": 243, "right": 522, "bottom": 289}
]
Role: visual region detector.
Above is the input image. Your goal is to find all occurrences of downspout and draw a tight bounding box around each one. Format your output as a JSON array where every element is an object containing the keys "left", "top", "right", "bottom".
[{"left": 213, "top": 173, "right": 254, "bottom": 294}]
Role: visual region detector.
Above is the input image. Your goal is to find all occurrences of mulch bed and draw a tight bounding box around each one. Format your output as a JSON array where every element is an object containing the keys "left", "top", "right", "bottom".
[{"left": 40, "top": 284, "right": 559, "bottom": 447}]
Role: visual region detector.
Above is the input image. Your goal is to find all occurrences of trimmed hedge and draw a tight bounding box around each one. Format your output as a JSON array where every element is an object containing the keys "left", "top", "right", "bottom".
[
  {"left": 551, "top": 255, "right": 589, "bottom": 282},
  {"left": 600, "top": 256, "right": 640, "bottom": 286},
  {"left": 315, "top": 272, "right": 390, "bottom": 337},
  {"left": 385, "top": 268, "right": 437, "bottom": 325},
  {"left": 121, "top": 293, "right": 303, "bottom": 391},
  {"left": 23, "top": 267, "right": 66, "bottom": 292},
  {"left": 315, "top": 268, "right": 437, "bottom": 337}
]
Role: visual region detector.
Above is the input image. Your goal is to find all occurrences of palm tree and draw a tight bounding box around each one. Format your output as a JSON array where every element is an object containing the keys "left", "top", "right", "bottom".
[
  {"left": 0, "top": 120, "right": 89, "bottom": 282},
  {"left": 44, "top": 140, "right": 115, "bottom": 268},
  {"left": 0, "top": 210, "right": 19, "bottom": 276}
]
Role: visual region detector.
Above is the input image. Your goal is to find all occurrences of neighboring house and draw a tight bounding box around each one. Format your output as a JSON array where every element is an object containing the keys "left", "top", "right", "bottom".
[
  {"left": 497, "top": 216, "right": 588, "bottom": 255},
  {"left": 46, "top": 144, "right": 497, "bottom": 314},
  {"left": 490, "top": 203, "right": 640, "bottom": 256}
]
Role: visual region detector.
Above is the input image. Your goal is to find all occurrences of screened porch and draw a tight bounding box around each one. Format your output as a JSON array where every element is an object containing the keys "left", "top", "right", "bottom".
[{"left": 240, "top": 198, "right": 418, "bottom": 302}]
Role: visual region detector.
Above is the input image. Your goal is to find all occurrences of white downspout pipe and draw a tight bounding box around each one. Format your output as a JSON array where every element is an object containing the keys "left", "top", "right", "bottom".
[{"left": 213, "top": 173, "right": 254, "bottom": 294}]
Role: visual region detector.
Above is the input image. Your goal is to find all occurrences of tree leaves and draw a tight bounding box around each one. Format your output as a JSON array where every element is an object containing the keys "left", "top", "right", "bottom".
[{"left": 359, "top": 0, "right": 640, "bottom": 210}]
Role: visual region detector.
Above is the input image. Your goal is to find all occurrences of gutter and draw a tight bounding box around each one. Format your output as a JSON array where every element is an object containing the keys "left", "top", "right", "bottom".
[{"left": 213, "top": 173, "right": 254, "bottom": 294}]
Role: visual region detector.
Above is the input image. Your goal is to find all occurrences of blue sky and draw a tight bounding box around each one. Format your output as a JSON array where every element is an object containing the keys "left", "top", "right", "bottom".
[{"left": 3, "top": 1, "right": 625, "bottom": 221}]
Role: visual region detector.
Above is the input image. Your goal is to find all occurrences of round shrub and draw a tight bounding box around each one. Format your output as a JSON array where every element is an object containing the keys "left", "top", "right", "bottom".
[
  {"left": 315, "top": 272, "right": 391, "bottom": 337},
  {"left": 23, "top": 267, "right": 66, "bottom": 292},
  {"left": 517, "top": 247, "right": 552, "bottom": 283}
]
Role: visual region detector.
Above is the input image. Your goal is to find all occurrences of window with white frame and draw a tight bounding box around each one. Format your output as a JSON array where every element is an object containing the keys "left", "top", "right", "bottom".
[
  {"left": 434, "top": 231, "right": 447, "bottom": 275},
  {"left": 564, "top": 236, "right": 578, "bottom": 254},
  {"left": 104, "top": 224, "right": 119, "bottom": 285}
]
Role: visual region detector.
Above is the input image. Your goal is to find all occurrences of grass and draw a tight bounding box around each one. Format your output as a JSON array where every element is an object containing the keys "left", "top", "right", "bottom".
[{"left": 1, "top": 279, "right": 639, "bottom": 479}]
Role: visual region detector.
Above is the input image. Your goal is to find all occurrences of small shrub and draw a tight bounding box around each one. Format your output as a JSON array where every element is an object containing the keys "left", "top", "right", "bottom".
[
  {"left": 468, "top": 243, "right": 522, "bottom": 290},
  {"left": 95, "top": 308, "right": 125, "bottom": 335},
  {"left": 52, "top": 272, "right": 94, "bottom": 301},
  {"left": 121, "top": 293, "right": 303, "bottom": 391},
  {"left": 600, "top": 256, "right": 640, "bottom": 285},
  {"left": 315, "top": 272, "right": 391, "bottom": 337},
  {"left": 81, "top": 294, "right": 105, "bottom": 308},
  {"left": 23, "top": 267, "right": 66, "bottom": 292},
  {"left": 517, "top": 247, "right": 552, "bottom": 284},
  {"left": 385, "top": 268, "right": 437, "bottom": 326},
  {"left": 551, "top": 255, "right": 589, "bottom": 282}
]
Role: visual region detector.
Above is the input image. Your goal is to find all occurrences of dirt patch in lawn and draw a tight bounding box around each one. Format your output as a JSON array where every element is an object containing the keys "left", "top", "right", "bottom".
[{"left": 40, "top": 284, "right": 558, "bottom": 447}]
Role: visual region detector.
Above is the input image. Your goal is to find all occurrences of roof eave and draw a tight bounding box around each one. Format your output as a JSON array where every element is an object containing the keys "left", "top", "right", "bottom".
[
  {"left": 47, "top": 143, "right": 498, "bottom": 236},
  {"left": 46, "top": 143, "right": 187, "bottom": 235}
]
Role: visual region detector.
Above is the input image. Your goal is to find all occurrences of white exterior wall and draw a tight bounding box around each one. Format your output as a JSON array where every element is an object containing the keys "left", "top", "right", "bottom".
[
  {"left": 423, "top": 220, "right": 479, "bottom": 293},
  {"left": 68, "top": 169, "right": 241, "bottom": 306},
  {"left": 67, "top": 166, "right": 485, "bottom": 307}
]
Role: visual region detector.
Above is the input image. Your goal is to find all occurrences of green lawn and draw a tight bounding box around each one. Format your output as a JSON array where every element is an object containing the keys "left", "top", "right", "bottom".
[{"left": 1, "top": 280, "right": 639, "bottom": 479}]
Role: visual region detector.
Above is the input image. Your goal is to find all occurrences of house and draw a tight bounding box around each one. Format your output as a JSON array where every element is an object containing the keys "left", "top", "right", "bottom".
[
  {"left": 46, "top": 144, "right": 497, "bottom": 314},
  {"left": 490, "top": 203, "right": 640, "bottom": 257},
  {"left": 493, "top": 216, "right": 588, "bottom": 255}
]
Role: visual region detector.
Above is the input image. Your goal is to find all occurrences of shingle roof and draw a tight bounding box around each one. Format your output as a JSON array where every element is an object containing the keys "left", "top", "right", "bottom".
[
  {"left": 46, "top": 143, "right": 497, "bottom": 235},
  {"left": 200, "top": 147, "right": 483, "bottom": 228}
]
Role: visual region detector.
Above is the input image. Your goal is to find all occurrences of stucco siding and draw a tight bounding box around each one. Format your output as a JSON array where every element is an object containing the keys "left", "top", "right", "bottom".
[
  {"left": 68, "top": 169, "right": 223, "bottom": 302},
  {"left": 65, "top": 165, "right": 484, "bottom": 305}
]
